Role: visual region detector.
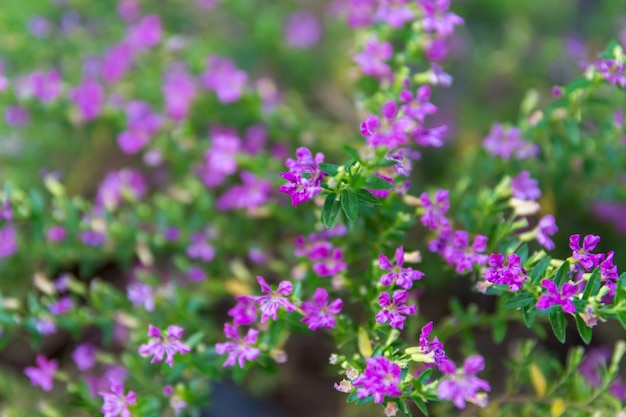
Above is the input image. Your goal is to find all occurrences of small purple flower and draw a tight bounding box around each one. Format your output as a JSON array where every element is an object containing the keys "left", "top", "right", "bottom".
[
  {"left": 102, "top": 43, "right": 134, "bottom": 84},
  {"left": 428, "top": 63, "right": 453, "bottom": 86},
  {"left": 24, "top": 355, "right": 58, "bottom": 392},
  {"left": 536, "top": 279, "right": 578, "bottom": 313},
  {"left": 186, "top": 231, "right": 215, "bottom": 262},
  {"left": 117, "top": 101, "right": 161, "bottom": 154},
  {"left": 511, "top": 171, "right": 541, "bottom": 201},
  {"left": 215, "top": 323, "right": 260, "bottom": 368},
  {"left": 72, "top": 343, "right": 96, "bottom": 371},
  {"left": 81, "top": 230, "right": 106, "bottom": 247},
  {"left": 162, "top": 64, "right": 197, "bottom": 121},
  {"left": 96, "top": 169, "right": 147, "bottom": 210},
  {"left": 4, "top": 106, "right": 30, "bottom": 126},
  {"left": 361, "top": 101, "right": 415, "bottom": 149},
  {"left": 420, "top": 189, "right": 450, "bottom": 230},
  {"left": 379, "top": 246, "right": 424, "bottom": 289},
  {"left": 99, "top": 382, "right": 136, "bottom": 417},
  {"left": 127, "top": 282, "right": 155, "bottom": 312},
  {"left": 27, "top": 16, "right": 51, "bottom": 37},
  {"left": 0, "top": 224, "right": 18, "bottom": 258},
  {"left": 228, "top": 296, "right": 258, "bottom": 326},
  {"left": 444, "top": 231, "right": 488, "bottom": 274},
  {"left": 419, "top": 321, "right": 447, "bottom": 367},
  {"left": 28, "top": 70, "right": 62, "bottom": 103},
  {"left": 420, "top": 0, "right": 465, "bottom": 37},
  {"left": 126, "top": 15, "right": 162, "bottom": 50},
  {"left": 344, "top": 0, "right": 377, "bottom": 28},
  {"left": 187, "top": 265, "right": 206, "bottom": 282},
  {"left": 216, "top": 172, "right": 272, "bottom": 211},
  {"left": 569, "top": 234, "right": 603, "bottom": 271},
  {"left": 536, "top": 215, "right": 558, "bottom": 250},
  {"left": 202, "top": 56, "right": 247, "bottom": 103},
  {"left": 482, "top": 253, "right": 528, "bottom": 291},
  {"left": 399, "top": 85, "right": 437, "bottom": 122},
  {"left": 49, "top": 296, "right": 73, "bottom": 315},
  {"left": 278, "top": 147, "right": 326, "bottom": 207},
  {"left": 483, "top": 124, "right": 538, "bottom": 160},
  {"left": 373, "top": 0, "right": 415, "bottom": 28},
  {"left": 312, "top": 247, "right": 348, "bottom": 277},
  {"left": 375, "top": 290, "right": 416, "bottom": 330},
  {"left": 45, "top": 226, "right": 67, "bottom": 242},
  {"left": 599, "top": 251, "right": 619, "bottom": 297},
  {"left": 34, "top": 317, "right": 57, "bottom": 335},
  {"left": 595, "top": 59, "right": 626, "bottom": 87},
  {"left": 437, "top": 355, "right": 491, "bottom": 409},
  {"left": 352, "top": 357, "right": 402, "bottom": 404},
  {"left": 354, "top": 37, "right": 393, "bottom": 81},
  {"left": 138, "top": 324, "right": 191, "bottom": 367},
  {"left": 301, "top": 288, "right": 343, "bottom": 330},
  {"left": 70, "top": 78, "right": 104, "bottom": 121},
  {"left": 284, "top": 11, "right": 322, "bottom": 49},
  {"left": 199, "top": 127, "right": 242, "bottom": 188},
  {"left": 251, "top": 276, "right": 296, "bottom": 323}
]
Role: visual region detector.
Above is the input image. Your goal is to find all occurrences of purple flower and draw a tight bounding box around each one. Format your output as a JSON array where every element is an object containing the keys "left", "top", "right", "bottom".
[
  {"left": 361, "top": 101, "right": 414, "bottom": 149},
  {"left": 413, "top": 124, "right": 447, "bottom": 147},
  {"left": 569, "top": 234, "right": 603, "bottom": 271},
  {"left": 278, "top": 147, "right": 326, "bottom": 206},
  {"left": 202, "top": 56, "right": 247, "bottom": 103},
  {"left": 162, "top": 64, "right": 196, "bottom": 121},
  {"left": 96, "top": 169, "right": 147, "bottom": 210},
  {"left": 102, "top": 43, "right": 134, "bottom": 84},
  {"left": 99, "top": 382, "right": 136, "bottom": 417},
  {"left": 72, "top": 343, "right": 96, "bottom": 371},
  {"left": 437, "top": 355, "right": 491, "bottom": 409},
  {"left": 301, "top": 288, "right": 343, "bottom": 330},
  {"left": 428, "top": 63, "right": 453, "bottom": 86},
  {"left": 599, "top": 251, "right": 619, "bottom": 297},
  {"left": 70, "top": 79, "right": 104, "bottom": 121},
  {"left": 375, "top": 290, "right": 416, "bottom": 330},
  {"left": 482, "top": 253, "right": 528, "bottom": 291},
  {"left": 534, "top": 215, "right": 557, "bottom": 250},
  {"left": 199, "top": 127, "right": 241, "bottom": 188},
  {"left": 216, "top": 172, "right": 272, "bottom": 211},
  {"left": 24, "top": 355, "right": 58, "bottom": 392},
  {"left": 251, "top": 276, "right": 296, "bottom": 323},
  {"left": 353, "top": 37, "right": 393, "bottom": 80},
  {"left": 49, "top": 296, "right": 73, "bottom": 315},
  {"left": 483, "top": 124, "right": 538, "bottom": 160},
  {"left": 186, "top": 231, "right": 215, "bottom": 262},
  {"left": 126, "top": 15, "right": 162, "bottom": 50},
  {"left": 284, "top": 11, "right": 322, "bottom": 49},
  {"left": 45, "top": 226, "right": 67, "bottom": 242},
  {"left": 4, "top": 106, "right": 30, "bottom": 126},
  {"left": 127, "top": 282, "right": 155, "bottom": 312},
  {"left": 187, "top": 265, "right": 206, "bottom": 282},
  {"left": 117, "top": 0, "right": 140, "bottom": 22},
  {"left": 420, "top": 189, "right": 450, "bottom": 230},
  {"left": 138, "top": 324, "right": 191, "bottom": 367},
  {"left": 420, "top": 0, "right": 464, "bottom": 37},
  {"left": 379, "top": 246, "right": 424, "bottom": 289},
  {"left": 34, "top": 317, "right": 57, "bottom": 335},
  {"left": 82, "top": 230, "right": 106, "bottom": 247},
  {"left": 228, "top": 296, "right": 258, "bottom": 326},
  {"left": 536, "top": 279, "right": 578, "bottom": 313},
  {"left": 595, "top": 59, "right": 626, "bottom": 87},
  {"left": 215, "top": 323, "right": 260, "bottom": 368},
  {"left": 352, "top": 357, "right": 402, "bottom": 404},
  {"left": 0, "top": 224, "right": 18, "bottom": 258},
  {"left": 28, "top": 70, "right": 62, "bottom": 102},
  {"left": 312, "top": 247, "right": 348, "bottom": 277},
  {"left": 343, "top": 0, "right": 377, "bottom": 28},
  {"left": 373, "top": 0, "right": 415, "bottom": 28},
  {"left": 444, "top": 231, "right": 488, "bottom": 273},
  {"left": 399, "top": 85, "right": 437, "bottom": 122},
  {"left": 27, "top": 16, "right": 51, "bottom": 37},
  {"left": 419, "top": 321, "right": 447, "bottom": 367},
  {"left": 117, "top": 101, "right": 161, "bottom": 154},
  {"left": 511, "top": 171, "right": 541, "bottom": 201}
]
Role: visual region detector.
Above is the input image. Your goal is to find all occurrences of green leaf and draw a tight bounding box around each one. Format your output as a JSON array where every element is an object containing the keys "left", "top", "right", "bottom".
[
  {"left": 364, "top": 176, "right": 393, "bottom": 190},
  {"left": 355, "top": 189, "right": 382, "bottom": 205},
  {"left": 503, "top": 293, "right": 535, "bottom": 310},
  {"left": 356, "top": 395, "right": 374, "bottom": 405},
  {"left": 397, "top": 400, "right": 412, "bottom": 417},
  {"left": 565, "top": 77, "right": 593, "bottom": 93},
  {"left": 549, "top": 309, "right": 567, "bottom": 343},
  {"left": 346, "top": 391, "right": 358, "bottom": 403},
  {"left": 415, "top": 368, "right": 432, "bottom": 386},
  {"left": 411, "top": 396, "right": 429, "bottom": 416},
  {"left": 515, "top": 244, "right": 529, "bottom": 264},
  {"left": 343, "top": 145, "right": 361, "bottom": 161},
  {"left": 321, "top": 194, "right": 341, "bottom": 228},
  {"left": 616, "top": 311, "right": 626, "bottom": 331},
  {"left": 582, "top": 268, "right": 601, "bottom": 299},
  {"left": 554, "top": 261, "right": 571, "bottom": 287},
  {"left": 575, "top": 314, "right": 592, "bottom": 344},
  {"left": 530, "top": 257, "right": 551, "bottom": 285},
  {"left": 492, "top": 319, "right": 508, "bottom": 344},
  {"left": 563, "top": 119, "right": 580, "bottom": 144},
  {"left": 522, "top": 306, "right": 536, "bottom": 327},
  {"left": 319, "top": 163, "right": 339, "bottom": 176},
  {"left": 341, "top": 190, "right": 358, "bottom": 222}
]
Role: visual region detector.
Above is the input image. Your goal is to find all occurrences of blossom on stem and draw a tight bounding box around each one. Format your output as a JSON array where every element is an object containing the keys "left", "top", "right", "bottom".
[
  {"left": 24, "top": 355, "right": 58, "bottom": 391},
  {"left": 419, "top": 321, "right": 448, "bottom": 367},
  {"left": 72, "top": 343, "right": 96, "bottom": 371},
  {"left": 202, "top": 55, "right": 247, "bottom": 103},
  {"left": 569, "top": 234, "right": 603, "bottom": 271},
  {"left": 162, "top": 64, "right": 196, "bottom": 121},
  {"left": 361, "top": 101, "right": 414, "bottom": 148},
  {"left": 278, "top": 147, "right": 325, "bottom": 207},
  {"left": 511, "top": 171, "right": 541, "bottom": 201},
  {"left": 353, "top": 37, "right": 393, "bottom": 81},
  {"left": 70, "top": 78, "right": 104, "bottom": 121},
  {"left": 444, "top": 231, "right": 488, "bottom": 273},
  {"left": 252, "top": 276, "right": 296, "bottom": 323},
  {"left": 312, "top": 247, "right": 348, "bottom": 277},
  {"left": 352, "top": 357, "right": 402, "bottom": 404},
  {"left": 301, "top": 288, "right": 343, "bottom": 330},
  {"left": 0, "top": 224, "right": 18, "bottom": 258},
  {"left": 420, "top": 189, "right": 450, "bottom": 230},
  {"left": 420, "top": 0, "right": 465, "bottom": 37},
  {"left": 284, "top": 11, "right": 321, "bottom": 49},
  {"left": 599, "top": 251, "right": 619, "bottom": 297},
  {"left": 138, "top": 324, "right": 191, "bottom": 367},
  {"left": 595, "top": 59, "right": 626, "bottom": 87},
  {"left": 536, "top": 215, "right": 558, "bottom": 250},
  {"left": 400, "top": 85, "right": 437, "bottom": 122},
  {"left": 228, "top": 296, "right": 258, "bottom": 326},
  {"left": 375, "top": 290, "right": 416, "bottom": 330},
  {"left": 379, "top": 246, "right": 424, "bottom": 289},
  {"left": 373, "top": 0, "right": 415, "bottom": 28},
  {"left": 437, "top": 355, "right": 491, "bottom": 409},
  {"left": 482, "top": 253, "right": 527, "bottom": 291},
  {"left": 215, "top": 323, "right": 260, "bottom": 368},
  {"left": 536, "top": 279, "right": 578, "bottom": 313},
  {"left": 99, "top": 382, "right": 136, "bottom": 417},
  {"left": 483, "top": 124, "right": 538, "bottom": 160}
]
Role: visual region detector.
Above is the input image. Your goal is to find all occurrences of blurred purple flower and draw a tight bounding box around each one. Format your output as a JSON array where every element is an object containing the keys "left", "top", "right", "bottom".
[
  {"left": 162, "top": 64, "right": 197, "bottom": 121},
  {"left": 102, "top": 43, "right": 135, "bottom": 84},
  {"left": 187, "top": 265, "right": 206, "bottom": 282},
  {"left": 72, "top": 343, "right": 96, "bottom": 371},
  {"left": 81, "top": 230, "right": 106, "bottom": 247},
  {"left": 99, "top": 382, "right": 136, "bottom": 417},
  {"left": 420, "top": 189, "right": 450, "bottom": 230},
  {"left": 301, "top": 288, "right": 343, "bottom": 330},
  {"left": 28, "top": 70, "right": 62, "bottom": 102},
  {"left": 24, "top": 355, "right": 57, "bottom": 392},
  {"left": 483, "top": 124, "right": 538, "bottom": 160},
  {"left": 199, "top": 127, "right": 241, "bottom": 188},
  {"left": 437, "top": 355, "right": 490, "bottom": 409},
  {"left": 285, "top": 11, "right": 322, "bottom": 49},
  {"left": 374, "top": 0, "right": 414, "bottom": 28},
  {"left": 70, "top": 79, "right": 104, "bottom": 121},
  {"left": 419, "top": 321, "right": 448, "bottom": 368},
  {"left": 511, "top": 171, "right": 541, "bottom": 201},
  {"left": 536, "top": 215, "right": 558, "bottom": 250},
  {"left": 126, "top": 15, "right": 162, "bottom": 50},
  {"left": 4, "top": 106, "right": 30, "bottom": 126},
  {"left": 27, "top": 16, "right": 51, "bottom": 37},
  {"left": 215, "top": 323, "right": 260, "bottom": 368},
  {"left": 138, "top": 324, "right": 191, "bottom": 367},
  {"left": 420, "top": 0, "right": 464, "bottom": 37},
  {"left": 202, "top": 56, "right": 247, "bottom": 103},
  {"left": 186, "top": 231, "right": 215, "bottom": 262},
  {"left": 117, "top": 101, "right": 161, "bottom": 154},
  {"left": 444, "top": 231, "right": 488, "bottom": 273},
  {"left": 361, "top": 101, "right": 414, "bottom": 148},
  {"left": 96, "top": 169, "right": 147, "bottom": 210},
  {"left": 312, "top": 246, "right": 348, "bottom": 277},
  {"left": 216, "top": 171, "right": 272, "bottom": 211},
  {"left": 228, "top": 296, "right": 257, "bottom": 326},
  {"left": 354, "top": 37, "right": 393, "bottom": 81},
  {"left": 49, "top": 296, "right": 73, "bottom": 315},
  {"left": 127, "top": 282, "right": 155, "bottom": 311}
]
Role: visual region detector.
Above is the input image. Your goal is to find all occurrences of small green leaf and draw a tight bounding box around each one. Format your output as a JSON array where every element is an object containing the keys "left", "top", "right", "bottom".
[
  {"left": 319, "top": 163, "right": 339, "bottom": 176},
  {"left": 515, "top": 244, "right": 529, "bottom": 264},
  {"left": 347, "top": 391, "right": 358, "bottom": 403},
  {"left": 616, "top": 311, "right": 626, "bottom": 331},
  {"left": 582, "top": 268, "right": 601, "bottom": 299},
  {"left": 503, "top": 293, "right": 535, "bottom": 310},
  {"left": 397, "top": 400, "right": 412, "bottom": 417},
  {"left": 415, "top": 368, "right": 432, "bottom": 386},
  {"left": 554, "top": 262, "right": 571, "bottom": 287},
  {"left": 563, "top": 119, "right": 580, "bottom": 144},
  {"left": 356, "top": 395, "right": 374, "bottom": 405},
  {"left": 522, "top": 306, "right": 535, "bottom": 327},
  {"left": 530, "top": 257, "right": 551, "bottom": 285},
  {"left": 549, "top": 309, "right": 567, "bottom": 343},
  {"left": 321, "top": 194, "right": 341, "bottom": 228},
  {"left": 341, "top": 190, "right": 358, "bottom": 222},
  {"left": 364, "top": 176, "right": 393, "bottom": 190},
  {"left": 411, "top": 396, "right": 429, "bottom": 416},
  {"left": 343, "top": 145, "right": 361, "bottom": 161},
  {"left": 575, "top": 315, "right": 592, "bottom": 344},
  {"left": 492, "top": 319, "right": 507, "bottom": 344},
  {"left": 355, "top": 189, "right": 382, "bottom": 205}
]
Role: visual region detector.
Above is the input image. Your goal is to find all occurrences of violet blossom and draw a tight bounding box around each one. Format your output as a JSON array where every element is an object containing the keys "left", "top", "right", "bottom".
[
  {"left": 117, "top": 101, "right": 161, "bottom": 154},
  {"left": 45, "top": 226, "right": 67, "bottom": 242},
  {"left": 199, "top": 128, "right": 241, "bottom": 188},
  {"left": 373, "top": 0, "right": 415, "bottom": 28},
  {"left": 202, "top": 55, "right": 247, "bottom": 103},
  {"left": 4, "top": 106, "right": 30, "bottom": 126},
  {"left": 536, "top": 279, "right": 578, "bottom": 313},
  {"left": 301, "top": 288, "right": 343, "bottom": 330},
  {"left": 444, "top": 231, "right": 488, "bottom": 273},
  {"left": 215, "top": 323, "right": 260, "bottom": 368},
  {"left": 278, "top": 147, "right": 326, "bottom": 206},
  {"left": 228, "top": 296, "right": 258, "bottom": 326},
  {"left": 186, "top": 230, "right": 215, "bottom": 262},
  {"left": 312, "top": 247, "right": 348, "bottom": 277},
  {"left": 0, "top": 224, "right": 18, "bottom": 258},
  {"left": 162, "top": 64, "right": 196, "bottom": 121},
  {"left": 138, "top": 324, "right": 191, "bottom": 367},
  {"left": 72, "top": 343, "right": 96, "bottom": 371},
  {"left": 419, "top": 321, "right": 447, "bottom": 367},
  {"left": 483, "top": 124, "right": 538, "bottom": 160},
  {"left": 420, "top": 189, "right": 450, "bottom": 230},
  {"left": 511, "top": 171, "right": 541, "bottom": 201},
  {"left": 482, "top": 253, "right": 528, "bottom": 291},
  {"left": 251, "top": 276, "right": 296, "bottom": 323},
  {"left": 375, "top": 290, "right": 416, "bottom": 330},
  {"left": 596, "top": 58, "right": 626, "bottom": 87},
  {"left": 379, "top": 246, "right": 424, "bottom": 289},
  {"left": 400, "top": 85, "right": 437, "bottom": 122},
  {"left": 569, "top": 234, "right": 603, "bottom": 271},
  {"left": 216, "top": 171, "right": 272, "bottom": 211},
  {"left": 49, "top": 296, "right": 73, "bottom": 315},
  {"left": 419, "top": 0, "right": 465, "bottom": 37},
  {"left": 27, "top": 70, "right": 62, "bottom": 102},
  {"left": 70, "top": 78, "right": 104, "bottom": 121},
  {"left": 437, "top": 355, "right": 491, "bottom": 409},
  {"left": 24, "top": 355, "right": 58, "bottom": 392},
  {"left": 536, "top": 215, "right": 558, "bottom": 250},
  {"left": 353, "top": 37, "right": 393, "bottom": 81},
  {"left": 127, "top": 282, "right": 155, "bottom": 311},
  {"left": 96, "top": 169, "right": 147, "bottom": 210},
  {"left": 126, "top": 15, "right": 162, "bottom": 50},
  {"left": 102, "top": 43, "right": 134, "bottom": 84},
  {"left": 352, "top": 357, "right": 402, "bottom": 404},
  {"left": 361, "top": 101, "right": 414, "bottom": 148},
  {"left": 99, "top": 382, "right": 136, "bottom": 417},
  {"left": 284, "top": 11, "right": 322, "bottom": 49}
]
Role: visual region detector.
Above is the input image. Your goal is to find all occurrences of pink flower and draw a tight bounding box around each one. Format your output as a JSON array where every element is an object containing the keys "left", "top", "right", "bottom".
[
  {"left": 569, "top": 234, "right": 603, "bottom": 271},
  {"left": 444, "top": 231, "right": 488, "bottom": 273},
  {"left": 126, "top": 15, "right": 162, "bottom": 50},
  {"left": 537, "top": 215, "right": 558, "bottom": 250},
  {"left": 419, "top": 321, "right": 447, "bottom": 368},
  {"left": 0, "top": 224, "right": 18, "bottom": 258},
  {"left": 536, "top": 279, "right": 578, "bottom": 313},
  {"left": 482, "top": 253, "right": 527, "bottom": 291},
  {"left": 251, "top": 276, "right": 296, "bottom": 323},
  {"left": 138, "top": 325, "right": 191, "bottom": 367},
  {"left": 352, "top": 357, "right": 402, "bottom": 403},
  {"left": 99, "top": 382, "right": 136, "bottom": 417},
  {"left": 301, "top": 288, "right": 343, "bottom": 330},
  {"left": 228, "top": 296, "right": 258, "bottom": 326},
  {"left": 399, "top": 85, "right": 437, "bottom": 123},
  {"left": 312, "top": 247, "right": 348, "bottom": 277},
  {"left": 511, "top": 171, "right": 541, "bottom": 201},
  {"left": 24, "top": 355, "right": 58, "bottom": 391},
  {"left": 361, "top": 101, "right": 414, "bottom": 149},
  {"left": 420, "top": 189, "right": 450, "bottom": 230},
  {"left": 379, "top": 246, "right": 424, "bottom": 289},
  {"left": 375, "top": 290, "right": 416, "bottom": 330},
  {"left": 49, "top": 296, "right": 73, "bottom": 315},
  {"left": 72, "top": 343, "right": 96, "bottom": 371},
  {"left": 215, "top": 323, "right": 260, "bottom": 368},
  {"left": 284, "top": 11, "right": 322, "bottom": 49},
  {"left": 373, "top": 0, "right": 414, "bottom": 28},
  {"left": 437, "top": 355, "right": 491, "bottom": 409},
  {"left": 202, "top": 56, "right": 247, "bottom": 103},
  {"left": 278, "top": 147, "right": 326, "bottom": 207},
  {"left": 162, "top": 64, "right": 196, "bottom": 121},
  {"left": 419, "top": 0, "right": 464, "bottom": 37},
  {"left": 353, "top": 37, "right": 393, "bottom": 80},
  {"left": 70, "top": 78, "right": 104, "bottom": 121}
]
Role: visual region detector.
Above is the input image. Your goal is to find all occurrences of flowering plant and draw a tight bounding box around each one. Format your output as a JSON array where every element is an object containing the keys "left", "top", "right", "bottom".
[{"left": 0, "top": 1, "right": 626, "bottom": 417}]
